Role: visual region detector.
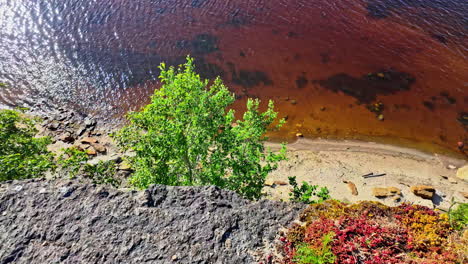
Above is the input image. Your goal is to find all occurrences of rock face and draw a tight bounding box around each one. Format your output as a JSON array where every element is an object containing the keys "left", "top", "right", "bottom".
[
  {"left": 410, "top": 185, "right": 436, "bottom": 199},
  {"left": 0, "top": 179, "right": 303, "bottom": 264}
]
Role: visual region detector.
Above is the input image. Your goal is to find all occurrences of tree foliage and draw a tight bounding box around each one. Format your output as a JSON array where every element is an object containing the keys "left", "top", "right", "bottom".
[
  {"left": 0, "top": 109, "right": 54, "bottom": 181},
  {"left": 114, "top": 56, "right": 286, "bottom": 199}
]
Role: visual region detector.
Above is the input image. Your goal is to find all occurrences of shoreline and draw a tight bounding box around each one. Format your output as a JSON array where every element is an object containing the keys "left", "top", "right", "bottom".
[
  {"left": 31, "top": 108, "right": 467, "bottom": 210},
  {"left": 263, "top": 138, "right": 468, "bottom": 210}
]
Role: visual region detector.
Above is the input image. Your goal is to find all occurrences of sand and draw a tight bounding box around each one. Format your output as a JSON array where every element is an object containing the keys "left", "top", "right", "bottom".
[{"left": 263, "top": 139, "right": 468, "bottom": 210}]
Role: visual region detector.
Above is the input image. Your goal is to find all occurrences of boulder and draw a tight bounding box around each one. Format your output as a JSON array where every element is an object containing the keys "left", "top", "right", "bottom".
[
  {"left": 456, "top": 165, "right": 468, "bottom": 181},
  {"left": 410, "top": 185, "right": 435, "bottom": 200}
]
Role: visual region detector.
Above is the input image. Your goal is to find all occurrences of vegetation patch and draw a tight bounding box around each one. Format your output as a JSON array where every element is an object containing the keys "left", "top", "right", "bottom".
[
  {"left": 279, "top": 201, "right": 467, "bottom": 264},
  {"left": 114, "top": 56, "right": 286, "bottom": 199},
  {"left": 0, "top": 109, "right": 54, "bottom": 181},
  {"left": 288, "top": 176, "right": 330, "bottom": 204}
]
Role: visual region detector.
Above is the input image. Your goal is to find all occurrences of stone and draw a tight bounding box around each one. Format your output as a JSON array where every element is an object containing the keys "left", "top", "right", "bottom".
[
  {"left": 456, "top": 165, "right": 468, "bottom": 181},
  {"left": 447, "top": 164, "right": 457, "bottom": 170},
  {"left": 372, "top": 187, "right": 391, "bottom": 198},
  {"left": 91, "top": 143, "right": 106, "bottom": 154},
  {"left": 75, "top": 143, "right": 90, "bottom": 151},
  {"left": 119, "top": 161, "right": 132, "bottom": 171},
  {"left": 81, "top": 137, "right": 98, "bottom": 144},
  {"left": 387, "top": 187, "right": 401, "bottom": 195},
  {"left": 346, "top": 181, "right": 358, "bottom": 196},
  {"left": 448, "top": 177, "right": 458, "bottom": 184},
  {"left": 86, "top": 147, "right": 97, "bottom": 156},
  {"left": 460, "top": 192, "right": 468, "bottom": 199},
  {"left": 59, "top": 132, "right": 75, "bottom": 143},
  {"left": 76, "top": 126, "right": 87, "bottom": 137},
  {"left": 84, "top": 118, "right": 96, "bottom": 127},
  {"left": 410, "top": 185, "right": 435, "bottom": 199},
  {"left": 48, "top": 121, "right": 60, "bottom": 130},
  {"left": 264, "top": 179, "right": 274, "bottom": 187},
  {"left": 273, "top": 180, "right": 288, "bottom": 186},
  {"left": 372, "top": 187, "right": 401, "bottom": 198}
]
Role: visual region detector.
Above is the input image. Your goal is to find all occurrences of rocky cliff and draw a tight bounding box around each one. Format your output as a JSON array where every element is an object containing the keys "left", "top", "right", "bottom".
[{"left": 0, "top": 179, "right": 303, "bottom": 264}]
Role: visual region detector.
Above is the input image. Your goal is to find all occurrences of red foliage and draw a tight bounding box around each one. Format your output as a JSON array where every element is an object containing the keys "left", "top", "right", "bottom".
[{"left": 278, "top": 202, "right": 463, "bottom": 264}]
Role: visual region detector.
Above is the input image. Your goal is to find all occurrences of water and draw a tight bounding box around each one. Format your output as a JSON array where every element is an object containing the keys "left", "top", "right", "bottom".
[{"left": 0, "top": 0, "right": 467, "bottom": 155}]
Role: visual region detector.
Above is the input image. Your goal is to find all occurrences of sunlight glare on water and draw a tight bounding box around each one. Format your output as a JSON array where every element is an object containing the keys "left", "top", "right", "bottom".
[{"left": 0, "top": 0, "right": 466, "bottom": 155}]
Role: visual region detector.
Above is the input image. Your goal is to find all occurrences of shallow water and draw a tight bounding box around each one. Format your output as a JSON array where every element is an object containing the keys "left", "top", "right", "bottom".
[{"left": 0, "top": 0, "right": 467, "bottom": 155}]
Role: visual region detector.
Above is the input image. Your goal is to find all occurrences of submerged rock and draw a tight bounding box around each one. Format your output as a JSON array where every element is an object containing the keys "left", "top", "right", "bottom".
[{"left": 0, "top": 180, "right": 303, "bottom": 264}]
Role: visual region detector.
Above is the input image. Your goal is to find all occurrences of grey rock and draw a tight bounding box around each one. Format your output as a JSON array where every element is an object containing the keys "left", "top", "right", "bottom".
[{"left": 0, "top": 180, "right": 304, "bottom": 264}]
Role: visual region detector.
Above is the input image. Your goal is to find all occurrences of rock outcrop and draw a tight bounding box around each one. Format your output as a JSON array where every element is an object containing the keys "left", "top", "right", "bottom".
[{"left": 0, "top": 179, "right": 304, "bottom": 264}]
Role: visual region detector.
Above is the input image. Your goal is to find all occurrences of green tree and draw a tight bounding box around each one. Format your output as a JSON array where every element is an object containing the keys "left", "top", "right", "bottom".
[
  {"left": 114, "top": 56, "right": 286, "bottom": 199},
  {"left": 0, "top": 109, "right": 54, "bottom": 181}
]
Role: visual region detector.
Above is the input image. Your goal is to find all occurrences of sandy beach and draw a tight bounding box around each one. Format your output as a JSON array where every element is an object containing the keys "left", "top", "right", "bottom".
[{"left": 264, "top": 138, "right": 468, "bottom": 210}]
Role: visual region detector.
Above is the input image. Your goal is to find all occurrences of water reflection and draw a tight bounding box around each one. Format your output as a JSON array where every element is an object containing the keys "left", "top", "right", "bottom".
[{"left": 0, "top": 0, "right": 466, "bottom": 155}]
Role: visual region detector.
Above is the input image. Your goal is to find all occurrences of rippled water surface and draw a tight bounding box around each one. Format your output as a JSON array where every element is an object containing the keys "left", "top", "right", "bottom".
[{"left": 0, "top": 0, "right": 467, "bottom": 154}]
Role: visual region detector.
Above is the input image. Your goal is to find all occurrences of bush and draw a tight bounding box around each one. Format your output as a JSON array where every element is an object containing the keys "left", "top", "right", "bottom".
[
  {"left": 57, "top": 147, "right": 89, "bottom": 178},
  {"left": 288, "top": 176, "right": 330, "bottom": 204},
  {"left": 58, "top": 147, "right": 119, "bottom": 187},
  {"left": 0, "top": 109, "right": 54, "bottom": 181},
  {"left": 114, "top": 56, "right": 286, "bottom": 199},
  {"left": 83, "top": 161, "right": 119, "bottom": 187},
  {"left": 449, "top": 202, "right": 468, "bottom": 230}
]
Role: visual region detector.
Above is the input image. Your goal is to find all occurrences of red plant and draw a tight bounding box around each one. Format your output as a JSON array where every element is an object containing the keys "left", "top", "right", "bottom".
[{"left": 279, "top": 201, "right": 463, "bottom": 264}]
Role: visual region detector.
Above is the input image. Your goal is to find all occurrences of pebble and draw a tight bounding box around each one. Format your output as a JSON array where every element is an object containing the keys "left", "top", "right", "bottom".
[{"left": 447, "top": 164, "right": 457, "bottom": 170}]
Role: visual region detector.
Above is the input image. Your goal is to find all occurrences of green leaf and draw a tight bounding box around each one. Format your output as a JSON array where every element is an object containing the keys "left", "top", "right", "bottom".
[{"left": 114, "top": 56, "right": 287, "bottom": 199}]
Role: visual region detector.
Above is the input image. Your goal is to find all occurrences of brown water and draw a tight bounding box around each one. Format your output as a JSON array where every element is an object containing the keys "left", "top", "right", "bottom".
[{"left": 0, "top": 0, "right": 467, "bottom": 156}]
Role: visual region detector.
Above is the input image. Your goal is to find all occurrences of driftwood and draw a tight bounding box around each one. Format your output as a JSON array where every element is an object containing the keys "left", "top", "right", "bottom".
[{"left": 363, "top": 173, "right": 386, "bottom": 178}]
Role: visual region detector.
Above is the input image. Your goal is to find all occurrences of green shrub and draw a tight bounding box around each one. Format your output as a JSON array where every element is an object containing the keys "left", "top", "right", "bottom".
[
  {"left": 58, "top": 147, "right": 119, "bottom": 186},
  {"left": 57, "top": 147, "right": 89, "bottom": 178},
  {"left": 449, "top": 202, "right": 468, "bottom": 230},
  {"left": 288, "top": 176, "right": 330, "bottom": 204},
  {"left": 0, "top": 109, "right": 54, "bottom": 181},
  {"left": 293, "top": 233, "right": 336, "bottom": 264},
  {"left": 114, "top": 56, "right": 286, "bottom": 199},
  {"left": 83, "top": 161, "right": 120, "bottom": 187}
]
